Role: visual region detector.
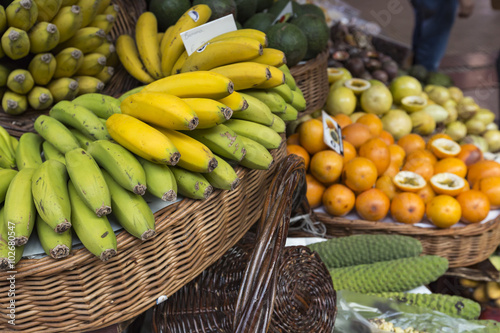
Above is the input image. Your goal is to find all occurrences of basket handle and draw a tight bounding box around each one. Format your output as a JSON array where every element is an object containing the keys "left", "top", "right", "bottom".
[{"left": 232, "top": 154, "right": 306, "bottom": 333}]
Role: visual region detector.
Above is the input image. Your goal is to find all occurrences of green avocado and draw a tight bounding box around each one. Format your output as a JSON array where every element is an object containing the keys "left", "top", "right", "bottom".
[
  {"left": 148, "top": 0, "right": 191, "bottom": 32},
  {"left": 266, "top": 22, "right": 307, "bottom": 67}
]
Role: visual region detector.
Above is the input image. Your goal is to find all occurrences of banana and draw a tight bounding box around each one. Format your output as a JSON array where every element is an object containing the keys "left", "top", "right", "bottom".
[
  {"left": 218, "top": 91, "right": 248, "bottom": 112},
  {"left": 238, "top": 135, "right": 274, "bottom": 170},
  {"left": 153, "top": 127, "right": 217, "bottom": 173},
  {"left": 266, "top": 83, "right": 293, "bottom": 104},
  {"left": 61, "top": 0, "right": 78, "bottom": 5},
  {"left": 88, "top": 13, "right": 114, "bottom": 33},
  {"left": 0, "top": 139, "right": 16, "bottom": 169},
  {"left": 50, "top": 5, "right": 83, "bottom": 44},
  {"left": 0, "top": 125, "right": 16, "bottom": 159},
  {"left": 137, "top": 156, "right": 177, "bottom": 201},
  {"left": 5, "top": 0, "right": 38, "bottom": 31},
  {"left": 207, "top": 28, "right": 267, "bottom": 47},
  {"left": 101, "top": 3, "right": 118, "bottom": 18},
  {"left": 121, "top": 92, "right": 198, "bottom": 130},
  {"left": 278, "top": 103, "right": 299, "bottom": 122},
  {"left": 270, "top": 114, "right": 286, "bottom": 133},
  {"left": 105, "top": 114, "right": 180, "bottom": 165},
  {"left": 95, "top": 0, "right": 110, "bottom": 14},
  {"left": 36, "top": 214, "right": 71, "bottom": 259},
  {"left": 4, "top": 167, "right": 37, "bottom": 246},
  {"left": 0, "top": 169, "right": 17, "bottom": 203},
  {"left": 230, "top": 92, "right": 274, "bottom": 126},
  {"left": 74, "top": 52, "right": 106, "bottom": 76},
  {"left": 136, "top": 11, "right": 162, "bottom": 80},
  {"left": 117, "top": 85, "right": 144, "bottom": 102},
  {"left": 93, "top": 40, "right": 116, "bottom": 65},
  {"left": 2, "top": 90, "right": 27, "bottom": 115},
  {"left": 101, "top": 169, "right": 155, "bottom": 241},
  {"left": 251, "top": 48, "right": 286, "bottom": 67},
  {"left": 6, "top": 69, "right": 34, "bottom": 94},
  {"left": 209, "top": 62, "right": 271, "bottom": 90},
  {"left": 290, "top": 89, "right": 306, "bottom": 112},
  {"left": 49, "top": 100, "right": 111, "bottom": 140},
  {"left": 0, "top": 206, "right": 24, "bottom": 270},
  {"left": 159, "top": 24, "right": 173, "bottom": 52},
  {"left": 0, "top": 64, "right": 9, "bottom": 87},
  {"left": 181, "top": 97, "right": 232, "bottom": 129},
  {"left": 33, "top": 0, "right": 62, "bottom": 22},
  {"left": 55, "top": 27, "right": 105, "bottom": 54},
  {"left": 115, "top": 34, "right": 154, "bottom": 84},
  {"left": 15, "top": 132, "right": 43, "bottom": 170},
  {"left": 170, "top": 49, "right": 188, "bottom": 75},
  {"left": 53, "top": 47, "right": 84, "bottom": 78},
  {"left": 142, "top": 71, "right": 233, "bottom": 100},
  {"left": 33, "top": 114, "right": 81, "bottom": 154},
  {"left": 9, "top": 136, "right": 18, "bottom": 153},
  {"left": 86, "top": 139, "right": 147, "bottom": 195},
  {"left": 95, "top": 65, "right": 113, "bottom": 83},
  {"left": 28, "top": 53, "right": 57, "bottom": 85},
  {"left": 253, "top": 65, "right": 285, "bottom": 89},
  {"left": 65, "top": 147, "right": 111, "bottom": 216},
  {"left": 70, "top": 127, "right": 94, "bottom": 149},
  {"left": 42, "top": 140, "right": 66, "bottom": 164},
  {"left": 47, "top": 77, "right": 79, "bottom": 102},
  {"left": 73, "top": 75, "right": 104, "bottom": 95},
  {"left": 157, "top": 32, "right": 163, "bottom": 45},
  {"left": 0, "top": 6, "right": 6, "bottom": 35},
  {"left": 76, "top": 0, "right": 102, "bottom": 28},
  {"left": 181, "top": 37, "right": 263, "bottom": 73},
  {"left": 72, "top": 92, "right": 120, "bottom": 119},
  {"left": 242, "top": 89, "right": 287, "bottom": 114},
  {"left": 204, "top": 155, "right": 240, "bottom": 191},
  {"left": 169, "top": 166, "right": 213, "bottom": 200},
  {"left": 279, "top": 64, "right": 297, "bottom": 91},
  {"left": 160, "top": 4, "right": 211, "bottom": 77},
  {"left": 1, "top": 27, "right": 29, "bottom": 59},
  {"left": 184, "top": 124, "right": 246, "bottom": 162},
  {"left": 224, "top": 119, "right": 282, "bottom": 149},
  {"left": 67, "top": 179, "right": 117, "bottom": 261},
  {"left": 28, "top": 86, "right": 54, "bottom": 110}
]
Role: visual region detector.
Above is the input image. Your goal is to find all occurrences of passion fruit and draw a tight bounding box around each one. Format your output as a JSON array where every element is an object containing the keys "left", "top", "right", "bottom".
[
  {"left": 471, "top": 108, "right": 496, "bottom": 125},
  {"left": 422, "top": 104, "right": 449, "bottom": 124},
  {"left": 444, "top": 121, "right": 468, "bottom": 141},
  {"left": 401, "top": 95, "right": 427, "bottom": 113},
  {"left": 390, "top": 75, "right": 422, "bottom": 104},
  {"left": 460, "top": 135, "right": 489, "bottom": 153},
  {"left": 429, "top": 172, "right": 466, "bottom": 196},
  {"left": 325, "top": 86, "right": 356, "bottom": 116},
  {"left": 430, "top": 138, "right": 462, "bottom": 159},
  {"left": 344, "top": 78, "right": 371, "bottom": 95},
  {"left": 381, "top": 109, "right": 413, "bottom": 141},
  {"left": 448, "top": 86, "right": 464, "bottom": 102},
  {"left": 327, "top": 67, "right": 346, "bottom": 84},
  {"left": 465, "top": 118, "right": 486, "bottom": 135},
  {"left": 360, "top": 84, "right": 393, "bottom": 115},
  {"left": 484, "top": 130, "right": 500, "bottom": 152},
  {"left": 457, "top": 97, "right": 479, "bottom": 120},
  {"left": 349, "top": 112, "right": 367, "bottom": 123},
  {"left": 427, "top": 86, "right": 451, "bottom": 105},
  {"left": 393, "top": 171, "right": 427, "bottom": 192},
  {"left": 410, "top": 110, "right": 436, "bottom": 136}
]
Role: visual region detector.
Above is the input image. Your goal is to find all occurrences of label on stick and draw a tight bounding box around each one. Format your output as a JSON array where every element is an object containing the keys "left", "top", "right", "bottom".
[{"left": 322, "top": 111, "right": 344, "bottom": 155}]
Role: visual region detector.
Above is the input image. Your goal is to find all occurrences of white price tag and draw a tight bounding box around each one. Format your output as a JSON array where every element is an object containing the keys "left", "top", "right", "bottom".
[
  {"left": 322, "top": 111, "right": 344, "bottom": 155},
  {"left": 272, "top": 1, "right": 294, "bottom": 24}
]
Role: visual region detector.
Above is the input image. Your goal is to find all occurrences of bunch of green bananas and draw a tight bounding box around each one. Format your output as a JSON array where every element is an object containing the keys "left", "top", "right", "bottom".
[{"left": 0, "top": 0, "right": 119, "bottom": 115}]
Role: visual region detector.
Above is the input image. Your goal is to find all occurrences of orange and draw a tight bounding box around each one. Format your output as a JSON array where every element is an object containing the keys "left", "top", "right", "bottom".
[
  {"left": 416, "top": 183, "right": 435, "bottom": 204},
  {"left": 355, "top": 188, "right": 390, "bottom": 221},
  {"left": 342, "top": 157, "right": 378, "bottom": 193},
  {"left": 473, "top": 176, "right": 500, "bottom": 208},
  {"left": 456, "top": 143, "right": 483, "bottom": 166},
  {"left": 322, "top": 184, "right": 355, "bottom": 216},
  {"left": 305, "top": 174, "right": 326, "bottom": 208},
  {"left": 461, "top": 180, "right": 470, "bottom": 193},
  {"left": 379, "top": 130, "right": 395, "bottom": 146},
  {"left": 298, "top": 119, "right": 328, "bottom": 154},
  {"left": 356, "top": 113, "right": 383, "bottom": 137},
  {"left": 429, "top": 138, "right": 461, "bottom": 159},
  {"left": 286, "top": 144, "right": 310, "bottom": 170},
  {"left": 375, "top": 174, "right": 399, "bottom": 200},
  {"left": 397, "top": 133, "right": 426, "bottom": 156},
  {"left": 405, "top": 149, "right": 437, "bottom": 166},
  {"left": 426, "top": 195, "right": 462, "bottom": 228},
  {"left": 309, "top": 150, "right": 343, "bottom": 185},
  {"left": 390, "top": 192, "right": 425, "bottom": 224},
  {"left": 430, "top": 173, "right": 466, "bottom": 196},
  {"left": 388, "top": 144, "right": 406, "bottom": 167},
  {"left": 333, "top": 114, "right": 352, "bottom": 129},
  {"left": 456, "top": 190, "right": 490, "bottom": 224},
  {"left": 382, "top": 162, "right": 400, "bottom": 178},
  {"left": 341, "top": 123, "right": 373, "bottom": 149},
  {"left": 342, "top": 141, "right": 357, "bottom": 164},
  {"left": 286, "top": 133, "right": 300, "bottom": 146},
  {"left": 402, "top": 158, "right": 434, "bottom": 181},
  {"left": 393, "top": 171, "right": 427, "bottom": 192},
  {"left": 426, "top": 133, "right": 453, "bottom": 150},
  {"left": 467, "top": 160, "right": 500, "bottom": 187},
  {"left": 358, "top": 138, "right": 390, "bottom": 176},
  {"left": 433, "top": 157, "right": 467, "bottom": 178}
]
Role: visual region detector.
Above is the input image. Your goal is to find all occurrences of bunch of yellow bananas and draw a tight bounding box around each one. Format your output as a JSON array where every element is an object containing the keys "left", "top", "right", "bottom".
[{"left": 0, "top": 0, "right": 119, "bottom": 115}]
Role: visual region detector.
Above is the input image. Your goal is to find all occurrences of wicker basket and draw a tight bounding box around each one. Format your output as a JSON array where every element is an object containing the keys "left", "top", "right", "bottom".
[
  {"left": 289, "top": 49, "right": 329, "bottom": 117},
  {"left": 314, "top": 212, "right": 500, "bottom": 268},
  {"left": 152, "top": 155, "right": 337, "bottom": 333},
  {"left": 0, "top": 143, "right": 287, "bottom": 332}
]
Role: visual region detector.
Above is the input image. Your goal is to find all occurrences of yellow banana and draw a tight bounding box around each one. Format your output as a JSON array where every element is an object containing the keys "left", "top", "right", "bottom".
[
  {"left": 266, "top": 83, "right": 293, "bottom": 103},
  {"left": 117, "top": 85, "right": 144, "bottom": 102},
  {"left": 169, "top": 166, "right": 213, "bottom": 200},
  {"left": 230, "top": 92, "right": 274, "bottom": 126},
  {"left": 53, "top": 47, "right": 84, "bottom": 78},
  {"left": 208, "top": 29, "right": 267, "bottom": 46},
  {"left": 5, "top": 0, "right": 38, "bottom": 31},
  {"left": 170, "top": 49, "right": 188, "bottom": 75},
  {"left": 224, "top": 119, "right": 282, "bottom": 149},
  {"left": 28, "top": 53, "right": 57, "bottom": 85},
  {"left": 88, "top": 13, "right": 114, "bottom": 33},
  {"left": 238, "top": 135, "right": 274, "bottom": 170},
  {"left": 92, "top": 39, "right": 114, "bottom": 61},
  {"left": 55, "top": 26, "right": 105, "bottom": 54},
  {"left": 36, "top": 214, "right": 72, "bottom": 259},
  {"left": 0, "top": 169, "right": 17, "bottom": 204},
  {"left": 157, "top": 32, "right": 163, "bottom": 45},
  {"left": 50, "top": 5, "right": 83, "bottom": 44},
  {"left": 253, "top": 65, "right": 285, "bottom": 89},
  {"left": 278, "top": 103, "right": 299, "bottom": 122},
  {"left": 74, "top": 52, "right": 106, "bottom": 76},
  {"left": 33, "top": 0, "right": 62, "bottom": 22},
  {"left": 142, "top": 71, "right": 233, "bottom": 99},
  {"left": 270, "top": 114, "right": 286, "bottom": 133},
  {"left": 73, "top": 75, "right": 104, "bottom": 95},
  {"left": 160, "top": 4, "right": 211, "bottom": 77},
  {"left": 76, "top": 0, "right": 102, "bottom": 28},
  {"left": 279, "top": 64, "right": 297, "bottom": 91},
  {"left": 0, "top": 64, "right": 9, "bottom": 87},
  {"left": 47, "top": 77, "right": 79, "bottom": 102},
  {"left": 28, "top": 86, "right": 53, "bottom": 110},
  {"left": 2, "top": 90, "right": 27, "bottom": 115},
  {"left": 1, "top": 27, "right": 30, "bottom": 59},
  {"left": 95, "top": 65, "right": 113, "bottom": 83},
  {"left": 72, "top": 92, "right": 120, "bottom": 119},
  {"left": 61, "top": 0, "right": 78, "bottom": 5},
  {"left": 15, "top": 132, "right": 43, "bottom": 170},
  {"left": 251, "top": 48, "right": 286, "bottom": 67},
  {"left": 28, "top": 22, "right": 60, "bottom": 53},
  {"left": 137, "top": 156, "right": 177, "bottom": 202},
  {"left": 181, "top": 37, "right": 263, "bottom": 73},
  {"left": 0, "top": 6, "right": 6, "bottom": 35},
  {"left": 242, "top": 89, "right": 287, "bottom": 114},
  {"left": 159, "top": 24, "right": 173, "bottom": 53},
  {"left": 181, "top": 97, "right": 232, "bottom": 129},
  {"left": 115, "top": 34, "right": 154, "bottom": 84},
  {"left": 153, "top": 126, "right": 217, "bottom": 173},
  {"left": 34, "top": 114, "right": 81, "bottom": 154},
  {"left": 136, "top": 11, "right": 162, "bottom": 79},
  {"left": 209, "top": 62, "right": 271, "bottom": 90},
  {"left": 95, "top": 0, "right": 110, "bottom": 14},
  {"left": 218, "top": 91, "right": 248, "bottom": 112},
  {"left": 6, "top": 69, "right": 34, "bottom": 94},
  {"left": 121, "top": 92, "right": 198, "bottom": 130},
  {"left": 31, "top": 159, "right": 73, "bottom": 234},
  {"left": 105, "top": 113, "right": 180, "bottom": 165},
  {"left": 42, "top": 140, "right": 66, "bottom": 164},
  {"left": 204, "top": 155, "right": 240, "bottom": 191},
  {"left": 102, "top": 3, "right": 118, "bottom": 19}
]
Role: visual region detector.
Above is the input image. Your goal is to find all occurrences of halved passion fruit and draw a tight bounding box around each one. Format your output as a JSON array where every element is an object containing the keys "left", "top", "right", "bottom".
[
  {"left": 393, "top": 171, "right": 427, "bottom": 192},
  {"left": 327, "top": 67, "right": 346, "bottom": 84},
  {"left": 344, "top": 78, "right": 371, "bottom": 95},
  {"left": 430, "top": 138, "right": 461, "bottom": 159},
  {"left": 401, "top": 95, "right": 427, "bottom": 113},
  {"left": 430, "top": 172, "right": 466, "bottom": 196}
]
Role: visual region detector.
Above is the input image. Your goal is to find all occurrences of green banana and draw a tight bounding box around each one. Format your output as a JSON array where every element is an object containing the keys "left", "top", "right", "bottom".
[
  {"left": 267, "top": 83, "right": 293, "bottom": 104},
  {"left": 47, "top": 77, "right": 79, "bottom": 102},
  {"left": 6, "top": 69, "right": 34, "bottom": 94},
  {"left": 224, "top": 119, "right": 282, "bottom": 149},
  {"left": 96, "top": 65, "right": 113, "bottom": 84},
  {"left": 138, "top": 156, "right": 177, "bottom": 202},
  {"left": 31, "top": 159, "right": 72, "bottom": 233},
  {"left": 101, "top": 169, "right": 155, "bottom": 241},
  {"left": 0, "top": 206, "right": 24, "bottom": 270},
  {"left": 170, "top": 166, "right": 213, "bottom": 200},
  {"left": 2, "top": 90, "right": 27, "bottom": 115},
  {"left": 28, "top": 22, "right": 60, "bottom": 53},
  {"left": 55, "top": 27, "right": 105, "bottom": 54},
  {"left": 76, "top": 0, "right": 102, "bottom": 28},
  {"left": 92, "top": 40, "right": 115, "bottom": 63},
  {"left": 95, "top": 0, "right": 110, "bottom": 14},
  {"left": 270, "top": 114, "right": 286, "bottom": 133},
  {"left": 5, "top": 0, "right": 38, "bottom": 31},
  {"left": 185, "top": 124, "right": 247, "bottom": 162},
  {"left": 15, "top": 132, "right": 43, "bottom": 170},
  {"left": 9, "top": 136, "right": 18, "bottom": 153},
  {"left": 1, "top": 27, "right": 29, "bottom": 59},
  {"left": 36, "top": 214, "right": 72, "bottom": 259},
  {"left": 87, "top": 139, "right": 147, "bottom": 195},
  {"left": 28, "top": 53, "right": 57, "bottom": 85},
  {"left": 34, "top": 0, "right": 62, "bottom": 22},
  {"left": 230, "top": 92, "right": 274, "bottom": 125},
  {"left": 4, "top": 167, "right": 36, "bottom": 246},
  {"left": 53, "top": 47, "right": 84, "bottom": 78},
  {"left": 237, "top": 135, "right": 274, "bottom": 170},
  {"left": 73, "top": 75, "right": 104, "bottom": 95},
  {"left": 240, "top": 89, "right": 287, "bottom": 114},
  {"left": 49, "top": 100, "right": 111, "bottom": 140},
  {"left": 0, "top": 141, "right": 15, "bottom": 169},
  {"left": 290, "top": 89, "right": 306, "bottom": 112},
  {"left": 0, "top": 169, "right": 17, "bottom": 203},
  {"left": 88, "top": 13, "right": 114, "bottom": 33},
  {"left": 279, "top": 64, "right": 297, "bottom": 91},
  {"left": 42, "top": 140, "right": 66, "bottom": 164},
  {"left": 0, "top": 6, "right": 6, "bottom": 35},
  {"left": 33, "top": 114, "right": 81, "bottom": 154},
  {"left": 75, "top": 52, "right": 106, "bottom": 76},
  {"left": 204, "top": 155, "right": 240, "bottom": 191},
  {"left": 0, "top": 63, "right": 10, "bottom": 87},
  {"left": 65, "top": 147, "right": 111, "bottom": 216},
  {"left": 278, "top": 103, "right": 299, "bottom": 122},
  {"left": 69, "top": 127, "right": 94, "bottom": 149},
  {"left": 28, "top": 86, "right": 53, "bottom": 110},
  {"left": 51, "top": 5, "right": 83, "bottom": 44},
  {"left": 72, "top": 92, "right": 120, "bottom": 119},
  {"left": 68, "top": 179, "right": 117, "bottom": 261},
  {"left": 0, "top": 126, "right": 16, "bottom": 158}
]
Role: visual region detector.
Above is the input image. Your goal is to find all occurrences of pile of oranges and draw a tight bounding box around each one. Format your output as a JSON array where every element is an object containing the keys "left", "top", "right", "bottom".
[{"left": 286, "top": 113, "right": 500, "bottom": 228}]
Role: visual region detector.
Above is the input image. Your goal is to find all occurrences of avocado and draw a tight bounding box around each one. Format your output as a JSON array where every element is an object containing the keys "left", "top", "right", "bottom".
[
  {"left": 235, "top": 20, "right": 242, "bottom": 30},
  {"left": 234, "top": 0, "right": 257, "bottom": 25},
  {"left": 294, "top": 3, "right": 325, "bottom": 20},
  {"left": 192, "top": 0, "right": 237, "bottom": 21},
  {"left": 267, "top": 22, "right": 307, "bottom": 67},
  {"left": 148, "top": 0, "right": 191, "bottom": 32},
  {"left": 256, "top": 0, "right": 274, "bottom": 12},
  {"left": 268, "top": 0, "right": 292, "bottom": 18},
  {"left": 243, "top": 12, "right": 275, "bottom": 32},
  {"left": 426, "top": 71, "right": 454, "bottom": 87},
  {"left": 290, "top": 13, "right": 329, "bottom": 60},
  {"left": 408, "top": 64, "right": 428, "bottom": 83}
]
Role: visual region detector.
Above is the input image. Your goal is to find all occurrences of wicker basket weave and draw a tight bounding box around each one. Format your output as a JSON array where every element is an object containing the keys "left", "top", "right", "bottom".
[{"left": 0, "top": 143, "right": 287, "bottom": 332}]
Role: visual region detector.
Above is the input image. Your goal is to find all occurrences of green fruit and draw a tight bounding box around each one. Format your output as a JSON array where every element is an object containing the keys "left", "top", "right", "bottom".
[
  {"left": 410, "top": 110, "right": 436, "bottom": 136},
  {"left": 256, "top": 0, "right": 273, "bottom": 12},
  {"left": 465, "top": 118, "right": 486, "bottom": 135},
  {"left": 401, "top": 95, "right": 427, "bottom": 113},
  {"left": 457, "top": 96, "right": 479, "bottom": 120},
  {"left": 471, "top": 108, "right": 495, "bottom": 125},
  {"left": 149, "top": 0, "right": 191, "bottom": 32},
  {"left": 293, "top": 3, "right": 325, "bottom": 20},
  {"left": 483, "top": 130, "right": 500, "bottom": 152},
  {"left": 266, "top": 22, "right": 307, "bottom": 67},
  {"left": 243, "top": 12, "right": 274, "bottom": 32},
  {"left": 445, "top": 121, "right": 467, "bottom": 141},
  {"left": 360, "top": 84, "right": 393, "bottom": 115},
  {"left": 390, "top": 75, "right": 422, "bottom": 104},
  {"left": 233, "top": 0, "right": 256, "bottom": 24},
  {"left": 192, "top": 0, "right": 237, "bottom": 22},
  {"left": 381, "top": 109, "right": 413, "bottom": 140},
  {"left": 290, "top": 13, "right": 329, "bottom": 60},
  {"left": 448, "top": 86, "right": 463, "bottom": 102},
  {"left": 349, "top": 111, "right": 366, "bottom": 123},
  {"left": 423, "top": 104, "right": 448, "bottom": 124},
  {"left": 426, "top": 71, "right": 453, "bottom": 87},
  {"left": 325, "top": 86, "right": 356, "bottom": 116},
  {"left": 428, "top": 86, "right": 450, "bottom": 105},
  {"left": 408, "top": 64, "right": 428, "bottom": 82},
  {"left": 460, "top": 135, "right": 489, "bottom": 153},
  {"left": 268, "top": 0, "right": 291, "bottom": 19}
]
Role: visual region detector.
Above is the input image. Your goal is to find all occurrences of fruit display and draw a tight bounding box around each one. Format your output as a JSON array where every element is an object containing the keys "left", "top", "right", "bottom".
[{"left": 0, "top": 0, "right": 119, "bottom": 114}]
